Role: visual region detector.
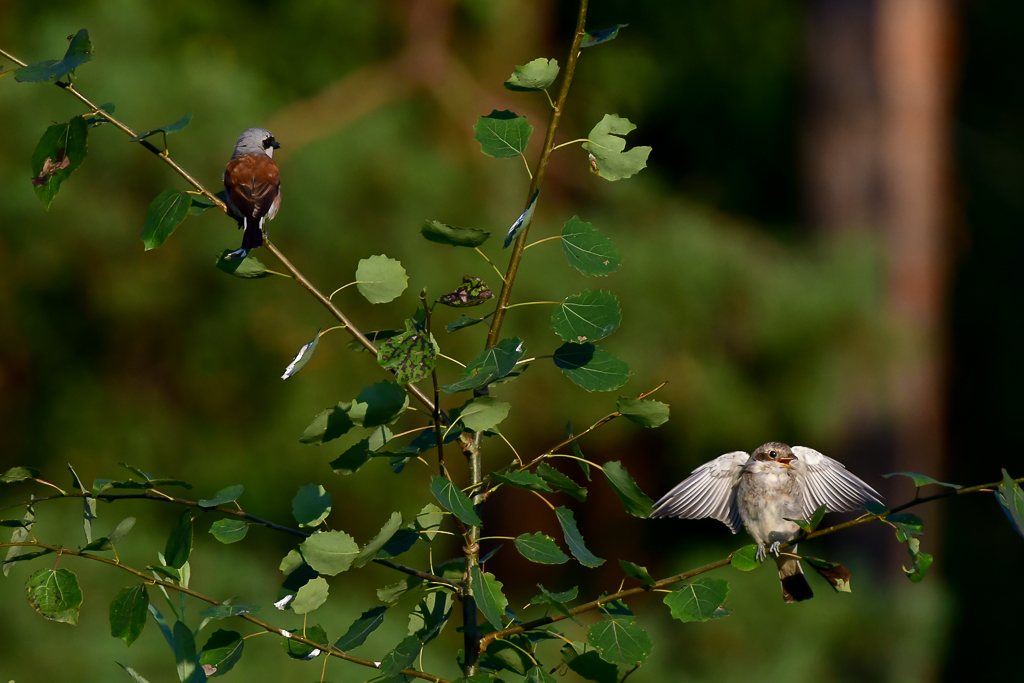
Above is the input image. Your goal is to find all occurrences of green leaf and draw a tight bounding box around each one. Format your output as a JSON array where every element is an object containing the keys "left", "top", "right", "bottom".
[
  {"left": 561, "top": 217, "right": 621, "bottom": 276},
  {"left": 414, "top": 503, "right": 444, "bottom": 542},
  {"left": 281, "top": 331, "right": 320, "bottom": 380},
  {"left": 883, "top": 471, "right": 962, "bottom": 489},
  {"left": 471, "top": 566, "right": 508, "bottom": 630},
  {"left": 214, "top": 250, "right": 270, "bottom": 278},
  {"left": 356, "top": 255, "right": 408, "bottom": 304},
  {"left": 562, "top": 647, "right": 618, "bottom": 683},
  {"left": 421, "top": 220, "right": 490, "bottom": 247},
  {"left": 198, "top": 485, "right": 244, "bottom": 508},
  {"left": 489, "top": 470, "right": 552, "bottom": 492},
  {"left": 291, "top": 576, "right": 330, "bottom": 615},
  {"left": 172, "top": 620, "right": 196, "bottom": 683},
  {"left": 515, "top": 533, "right": 569, "bottom": 564},
  {"left": 377, "top": 529, "right": 419, "bottom": 558},
  {"left": 439, "top": 275, "right": 494, "bottom": 308},
  {"left": 785, "top": 504, "right": 828, "bottom": 533},
  {"left": 377, "top": 575, "right": 424, "bottom": 606},
  {"left": 30, "top": 116, "right": 88, "bottom": 209},
  {"left": 1, "top": 466, "right": 40, "bottom": 483},
  {"left": 356, "top": 381, "right": 409, "bottom": 428},
  {"left": 447, "top": 316, "right": 486, "bottom": 333},
  {"left": 664, "top": 578, "right": 729, "bottom": 622},
  {"left": 146, "top": 564, "right": 181, "bottom": 581},
  {"left": 616, "top": 396, "right": 669, "bottom": 428},
  {"left": 582, "top": 114, "right": 651, "bottom": 181},
  {"left": 443, "top": 338, "right": 525, "bottom": 393},
  {"left": 380, "top": 635, "right": 422, "bottom": 675},
  {"left": 459, "top": 396, "right": 510, "bottom": 432},
  {"left": 551, "top": 290, "right": 621, "bottom": 344},
  {"left": 84, "top": 102, "right": 115, "bottom": 127},
  {"left": 887, "top": 513, "right": 924, "bottom": 542},
  {"left": 25, "top": 568, "right": 82, "bottom": 624},
  {"left": 354, "top": 512, "right": 404, "bottom": 567},
  {"left": 16, "top": 29, "right": 92, "bottom": 82},
  {"left": 587, "top": 618, "right": 652, "bottom": 665},
  {"left": 532, "top": 584, "right": 578, "bottom": 606},
  {"left": 903, "top": 538, "right": 934, "bottom": 583},
  {"left": 602, "top": 461, "right": 654, "bottom": 518},
  {"left": 553, "top": 343, "right": 631, "bottom": 392},
  {"left": 199, "top": 603, "right": 260, "bottom": 619},
  {"left": 300, "top": 402, "right": 356, "bottom": 445},
  {"left": 504, "top": 58, "right": 560, "bottom": 91},
  {"left": 209, "top": 519, "right": 248, "bottom": 544},
  {"left": 865, "top": 500, "right": 889, "bottom": 516},
  {"left": 164, "top": 511, "right": 193, "bottom": 569},
  {"left": 996, "top": 469, "right": 1024, "bottom": 539},
  {"left": 730, "top": 545, "right": 761, "bottom": 571},
  {"left": 804, "top": 556, "right": 853, "bottom": 592},
  {"left": 524, "top": 666, "right": 557, "bottom": 683},
  {"left": 199, "top": 629, "right": 244, "bottom": 677},
  {"left": 131, "top": 112, "right": 194, "bottom": 142},
  {"left": 109, "top": 585, "right": 149, "bottom": 646},
  {"left": 4, "top": 504, "right": 35, "bottom": 576},
  {"left": 408, "top": 590, "right": 453, "bottom": 643},
  {"left": 330, "top": 438, "right": 374, "bottom": 475},
  {"left": 581, "top": 24, "right": 627, "bottom": 48},
  {"left": 299, "top": 530, "right": 360, "bottom": 576},
  {"left": 537, "top": 463, "right": 587, "bottom": 501},
  {"left": 555, "top": 507, "right": 604, "bottom": 567},
  {"left": 292, "top": 484, "right": 333, "bottom": 527},
  {"left": 618, "top": 560, "right": 655, "bottom": 586},
  {"left": 141, "top": 190, "right": 191, "bottom": 250},
  {"left": 283, "top": 624, "right": 328, "bottom": 660},
  {"left": 430, "top": 476, "right": 482, "bottom": 526},
  {"left": 474, "top": 110, "right": 533, "bottom": 158},
  {"left": 378, "top": 321, "right": 437, "bottom": 385},
  {"left": 116, "top": 663, "right": 152, "bottom": 683},
  {"left": 335, "top": 606, "right": 387, "bottom": 651}
]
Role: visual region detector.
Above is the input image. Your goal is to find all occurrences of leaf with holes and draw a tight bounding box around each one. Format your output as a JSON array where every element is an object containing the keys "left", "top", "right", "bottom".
[
  {"left": 551, "top": 290, "right": 621, "bottom": 344},
  {"left": 439, "top": 276, "right": 494, "bottom": 308},
  {"left": 561, "top": 217, "right": 620, "bottom": 276},
  {"left": 587, "top": 618, "right": 652, "bottom": 665},
  {"left": 442, "top": 337, "right": 525, "bottom": 393},
  {"left": 582, "top": 114, "right": 650, "bottom": 181},
  {"left": 553, "top": 343, "right": 630, "bottom": 392},
  {"left": 356, "top": 255, "right": 408, "bottom": 304},
  {"left": 505, "top": 58, "right": 560, "bottom": 91},
  {"left": 664, "top": 578, "right": 729, "bottom": 623},
  {"left": 474, "top": 110, "right": 532, "bottom": 158}
]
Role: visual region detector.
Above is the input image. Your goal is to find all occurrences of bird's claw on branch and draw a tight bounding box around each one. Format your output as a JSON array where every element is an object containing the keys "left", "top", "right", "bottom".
[
  {"left": 769, "top": 541, "right": 781, "bottom": 557},
  {"left": 755, "top": 544, "right": 767, "bottom": 563}
]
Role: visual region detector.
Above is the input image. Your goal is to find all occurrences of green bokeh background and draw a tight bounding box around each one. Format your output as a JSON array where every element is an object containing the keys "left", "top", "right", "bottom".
[{"left": 0, "top": 1, "right": 1018, "bottom": 681}]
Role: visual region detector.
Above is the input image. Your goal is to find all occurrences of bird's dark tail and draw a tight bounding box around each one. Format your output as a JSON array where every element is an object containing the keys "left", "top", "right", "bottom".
[
  {"left": 241, "top": 217, "right": 265, "bottom": 251},
  {"left": 777, "top": 545, "right": 814, "bottom": 603}
]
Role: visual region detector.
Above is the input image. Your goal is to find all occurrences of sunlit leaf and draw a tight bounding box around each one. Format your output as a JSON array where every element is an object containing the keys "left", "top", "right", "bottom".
[
  {"left": 442, "top": 337, "right": 525, "bottom": 393},
  {"left": 664, "top": 578, "right": 729, "bottom": 622},
  {"left": 30, "top": 116, "right": 88, "bottom": 209},
  {"left": 172, "top": 620, "right": 196, "bottom": 682},
  {"left": 301, "top": 403, "right": 356, "bottom": 445},
  {"left": 354, "top": 511, "right": 403, "bottom": 567},
  {"left": 421, "top": 220, "right": 490, "bottom": 247},
  {"left": 902, "top": 538, "right": 933, "bottom": 584},
  {"left": 281, "top": 331, "right": 320, "bottom": 380},
  {"left": 471, "top": 566, "right": 508, "bottom": 630},
  {"left": 555, "top": 507, "right": 604, "bottom": 567},
  {"left": 459, "top": 396, "right": 510, "bottom": 432},
  {"left": 616, "top": 396, "right": 669, "bottom": 428},
  {"left": 16, "top": 29, "right": 92, "bottom": 82},
  {"left": 198, "top": 485, "right": 244, "bottom": 508},
  {"left": 582, "top": 114, "right": 650, "bottom": 181},
  {"left": 299, "top": 530, "right": 360, "bottom": 576},
  {"left": 209, "top": 519, "right": 248, "bottom": 544},
  {"left": 110, "top": 585, "right": 149, "bottom": 646},
  {"left": 414, "top": 503, "right": 444, "bottom": 542},
  {"left": 291, "top": 576, "right": 329, "bottom": 615},
  {"left": 504, "top": 58, "right": 560, "bottom": 91},
  {"left": 561, "top": 217, "right": 620, "bottom": 276},
  {"left": 729, "top": 545, "right": 760, "bottom": 571},
  {"left": 553, "top": 343, "right": 630, "bottom": 392},
  {"left": 430, "top": 476, "right": 482, "bottom": 526},
  {"left": 1, "top": 466, "right": 40, "bottom": 483},
  {"left": 356, "top": 255, "right": 408, "bottom": 304},
  {"left": 26, "top": 568, "right": 82, "bottom": 624},
  {"left": 408, "top": 590, "right": 453, "bottom": 644},
  {"left": 141, "top": 190, "right": 191, "bottom": 250},
  {"left": 4, "top": 504, "right": 35, "bottom": 576},
  {"left": 515, "top": 533, "right": 569, "bottom": 564},
  {"left": 587, "top": 618, "right": 652, "bottom": 665},
  {"left": 551, "top": 290, "right": 621, "bottom": 344},
  {"left": 474, "top": 110, "right": 532, "bottom": 159},
  {"left": 618, "top": 560, "right": 655, "bottom": 585},
  {"left": 283, "top": 623, "right": 328, "bottom": 660}
]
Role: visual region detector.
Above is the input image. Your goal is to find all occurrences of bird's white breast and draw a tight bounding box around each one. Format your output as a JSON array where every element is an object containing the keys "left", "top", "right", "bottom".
[{"left": 736, "top": 461, "right": 805, "bottom": 546}]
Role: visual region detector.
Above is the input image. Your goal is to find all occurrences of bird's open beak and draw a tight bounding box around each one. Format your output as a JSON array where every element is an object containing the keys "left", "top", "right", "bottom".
[{"left": 777, "top": 456, "right": 796, "bottom": 470}]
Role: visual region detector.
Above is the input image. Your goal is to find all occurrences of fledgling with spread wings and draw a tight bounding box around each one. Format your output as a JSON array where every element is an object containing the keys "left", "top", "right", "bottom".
[{"left": 652, "top": 442, "right": 882, "bottom": 603}]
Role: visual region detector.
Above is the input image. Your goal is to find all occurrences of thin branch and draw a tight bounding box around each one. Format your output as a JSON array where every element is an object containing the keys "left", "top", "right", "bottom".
[
  {"left": 0, "top": 541, "right": 450, "bottom": 683},
  {"left": 0, "top": 489, "right": 458, "bottom": 588},
  {"left": 479, "top": 474, "right": 1024, "bottom": 648}
]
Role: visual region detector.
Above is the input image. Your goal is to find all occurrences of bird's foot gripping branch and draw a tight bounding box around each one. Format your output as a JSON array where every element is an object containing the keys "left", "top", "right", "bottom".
[{"left": 3, "top": 5, "right": 1024, "bottom": 683}]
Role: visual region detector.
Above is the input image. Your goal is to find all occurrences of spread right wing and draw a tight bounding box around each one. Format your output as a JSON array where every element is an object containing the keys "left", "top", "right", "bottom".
[{"left": 650, "top": 451, "right": 750, "bottom": 533}]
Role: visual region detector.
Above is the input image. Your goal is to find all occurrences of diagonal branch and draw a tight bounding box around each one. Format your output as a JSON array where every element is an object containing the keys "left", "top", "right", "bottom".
[
  {"left": 478, "top": 474, "right": 1024, "bottom": 649},
  {"left": 0, "top": 541, "right": 450, "bottom": 683}
]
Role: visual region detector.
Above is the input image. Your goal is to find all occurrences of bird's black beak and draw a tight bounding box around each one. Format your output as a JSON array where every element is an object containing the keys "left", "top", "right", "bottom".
[{"left": 272, "top": 141, "right": 281, "bottom": 149}]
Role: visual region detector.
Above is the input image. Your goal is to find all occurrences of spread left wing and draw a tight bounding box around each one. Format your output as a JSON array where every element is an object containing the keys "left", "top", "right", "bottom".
[
  {"left": 650, "top": 451, "right": 749, "bottom": 533},
  {"left": 790, "top": 446, "right": 883, "bottom": 518}
]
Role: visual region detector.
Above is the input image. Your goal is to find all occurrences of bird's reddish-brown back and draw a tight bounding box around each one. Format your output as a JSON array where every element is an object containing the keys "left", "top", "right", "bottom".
[{"left": 224, "top": 153, "right": 279, "bottom": 217}]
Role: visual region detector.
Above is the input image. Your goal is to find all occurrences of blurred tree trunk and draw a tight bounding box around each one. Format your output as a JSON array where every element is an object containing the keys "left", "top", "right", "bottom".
[{"left": 803, "top": 0, "right": 954, "bottom": 561}]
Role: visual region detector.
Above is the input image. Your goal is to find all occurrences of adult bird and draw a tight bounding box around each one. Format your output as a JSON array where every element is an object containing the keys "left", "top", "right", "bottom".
[
  {"left": 223, "top": 127, "right": 281, "bottom": 260},
  {"left": 651, "top": 442, "right": 882, "bottom": 603}
]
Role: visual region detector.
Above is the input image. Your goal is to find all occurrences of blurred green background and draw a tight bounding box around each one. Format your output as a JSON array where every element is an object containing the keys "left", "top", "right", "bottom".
[{"left": 0, "top": 0, "right": 1019, "bottom": 681}]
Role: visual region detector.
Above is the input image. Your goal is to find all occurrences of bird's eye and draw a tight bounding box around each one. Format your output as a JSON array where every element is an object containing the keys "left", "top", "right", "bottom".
[
  {"left": 769, "top": 450, "right": 777, "bottom": 458},
  {"left": 264, "top": 136, "right": 275, "bottom": 148}
]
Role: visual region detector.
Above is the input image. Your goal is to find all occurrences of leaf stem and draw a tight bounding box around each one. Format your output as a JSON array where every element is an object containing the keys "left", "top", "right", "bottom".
[
  {"left": 328, "top": 282, "right": 358, "bottom": 300},
  {"left": 503, "top": 301, "right": 560, "bottom": 309},
  {"left": 474, "top": 247, "right": 506, "bottom": 283},
  {"left": 551, "top": 138, "right": 589, "bottom": 151},
  {"left": 523, "top": 235, "right": 562, "bottom": 250},
  {"left": 519, "top": 152, "right": 534, "bottom": 180}
]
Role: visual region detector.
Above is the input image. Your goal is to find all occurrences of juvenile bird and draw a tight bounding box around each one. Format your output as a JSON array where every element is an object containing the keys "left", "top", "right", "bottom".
[
  {"left": 223, "top": 127, "right": 281, "bottom": 260},
  {"left": 651, "top": 442, "right": 882, "bottom": 603}
]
